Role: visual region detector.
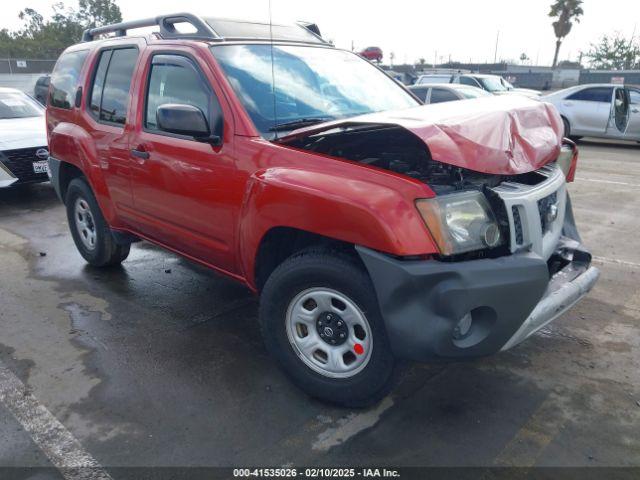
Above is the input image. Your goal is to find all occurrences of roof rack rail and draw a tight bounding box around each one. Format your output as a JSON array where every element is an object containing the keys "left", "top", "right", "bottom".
[{"left": 81, "top": 13, "right": 220, "bottom": 42}]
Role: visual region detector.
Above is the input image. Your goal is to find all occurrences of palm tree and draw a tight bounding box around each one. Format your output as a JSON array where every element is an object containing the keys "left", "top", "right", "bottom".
[{"left": 549, "top": 0, "right": 584, "bottom": 68}]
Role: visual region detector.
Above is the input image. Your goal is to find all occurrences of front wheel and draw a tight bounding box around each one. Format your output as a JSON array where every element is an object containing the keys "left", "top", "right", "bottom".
[
  {"left": 65, "top": 177, "right": 130, "bottom": 267},
  {"left": 259, "top": 249, "right": 395, "bottom": 407}
]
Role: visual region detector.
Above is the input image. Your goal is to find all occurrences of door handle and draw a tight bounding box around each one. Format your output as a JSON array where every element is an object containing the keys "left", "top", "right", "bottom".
[
  {"left": 632, "top": 107, "right": 639, "bottom": 113},
  {"left": 130, "top": 148, "right": 150, "bottom": 161}
]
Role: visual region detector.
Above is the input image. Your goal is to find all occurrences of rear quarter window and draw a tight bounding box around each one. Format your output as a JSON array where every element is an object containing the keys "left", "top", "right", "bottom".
[
  {"left": 99, "top": 48, "right": 138, "bottom": 125},
  {"left": 50, "top": 50, "right": 89, "bottom": 109},
  {"left": 430, "top": 88, "right": 459, "bottom": 104}
]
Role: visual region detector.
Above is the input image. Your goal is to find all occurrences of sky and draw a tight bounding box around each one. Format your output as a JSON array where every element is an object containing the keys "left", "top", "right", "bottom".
[{"left": 2, "top": 0, "right": 638, "bottom": 66}]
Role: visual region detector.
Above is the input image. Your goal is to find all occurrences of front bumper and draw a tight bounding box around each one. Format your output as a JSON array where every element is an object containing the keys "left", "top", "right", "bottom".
[
  {"left": 0, "top": 161, "right": 18, "bottom": 188},
  {"left": 0, "top": 148, "right": 50, "bottom": 188},
  {"left": 356, "top": 239, "right": 599, "bottom": 362}
]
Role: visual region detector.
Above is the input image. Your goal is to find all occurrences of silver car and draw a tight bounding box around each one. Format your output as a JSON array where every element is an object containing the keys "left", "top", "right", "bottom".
[
  {"left": 542, "top": 84, "right": 640, "bottom": 142},
  {"left": 409, "top": 83, "right": 491, "bottom": 104}
]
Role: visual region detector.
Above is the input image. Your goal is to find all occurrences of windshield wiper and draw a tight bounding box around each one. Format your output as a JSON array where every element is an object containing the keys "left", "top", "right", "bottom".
[{"left": 269, "top": 117, "right": 333, "bottom": 132}]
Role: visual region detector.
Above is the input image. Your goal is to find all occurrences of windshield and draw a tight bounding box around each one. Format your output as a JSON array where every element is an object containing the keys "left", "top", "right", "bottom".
[
  {"left": 211, "top": 44, "right": 418, "bottom": 138},
  {"left": 0, "top": 92, "right": 43, "bottom": 119},
  {"left": 479, "top": 77, "right": 508, "bottom": 93}
]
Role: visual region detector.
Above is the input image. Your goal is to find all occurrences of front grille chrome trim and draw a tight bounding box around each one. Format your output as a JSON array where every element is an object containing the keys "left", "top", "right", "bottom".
[{"left": 491, "top": 164, "right": 567, "bottom": 261}]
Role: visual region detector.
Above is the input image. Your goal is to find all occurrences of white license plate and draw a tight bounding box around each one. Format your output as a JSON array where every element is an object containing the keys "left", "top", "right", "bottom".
[{"left": 33, "top": 160, "right": 49, "bottom": 174}]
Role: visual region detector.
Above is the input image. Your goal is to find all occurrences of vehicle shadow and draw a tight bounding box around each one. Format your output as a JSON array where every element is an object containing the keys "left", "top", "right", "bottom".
[
  {"left": 0, "top": 183, "right": 58, "bottom": 211},
  {"left": 577, "top": 138, "right": 640, "bottom": 149}
]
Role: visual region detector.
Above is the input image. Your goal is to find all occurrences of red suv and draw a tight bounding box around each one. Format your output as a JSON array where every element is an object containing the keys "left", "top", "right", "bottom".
[
  {"left": 359, "top": 46, "right": 383, "bottom": 62},
  {"left": 46, "top": 14, "right": 598, "bottom": 406}
]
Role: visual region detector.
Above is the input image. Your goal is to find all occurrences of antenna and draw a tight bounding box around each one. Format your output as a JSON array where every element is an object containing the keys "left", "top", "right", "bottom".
[{"left": 268, "top": 0, "right": 278, "bottom": 139}]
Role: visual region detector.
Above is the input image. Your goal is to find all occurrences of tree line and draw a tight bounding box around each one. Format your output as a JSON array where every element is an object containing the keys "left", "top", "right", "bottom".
[{"left": 0, "top": 0, "right": 121, "bottom": 59}]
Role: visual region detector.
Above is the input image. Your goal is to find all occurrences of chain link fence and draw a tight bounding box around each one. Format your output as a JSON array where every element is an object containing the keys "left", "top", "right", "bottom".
[{"left": 0, "top": 58, "right": 57, "bottom": 74}]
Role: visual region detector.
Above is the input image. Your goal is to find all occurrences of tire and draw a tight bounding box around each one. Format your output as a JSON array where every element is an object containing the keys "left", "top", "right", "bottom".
[
  {"left": 259, "top": 249, "right": 395, "bottom": 407},
  {"left": 562, "top": 117, "right": 582, "bottom": 142},
  {"left": 562, "top": 117, "right": 571, "bottom": 138},
  {"left": 65, "top": 177, "right": 130, "bottom": 267}
]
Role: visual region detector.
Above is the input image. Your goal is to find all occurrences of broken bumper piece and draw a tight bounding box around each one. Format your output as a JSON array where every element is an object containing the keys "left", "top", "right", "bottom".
[{"left": 356, "top": 238, "right": 599, "bottom": 362}]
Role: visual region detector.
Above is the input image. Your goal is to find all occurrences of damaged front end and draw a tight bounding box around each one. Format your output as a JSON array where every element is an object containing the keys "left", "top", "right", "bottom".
[{"left": 277, "top": 96, "right": 598, "bottom": 360}]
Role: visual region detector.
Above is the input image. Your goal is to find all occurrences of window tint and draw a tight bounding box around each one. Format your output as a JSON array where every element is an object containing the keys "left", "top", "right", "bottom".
[
  {"left": 459, "top": 76, "right": 480, "bottom": 87},
  {"left": 89, "top": 50, "right": 112, "bottom": 118},
  {"left": 99, "top": 48, "right": 138, "bottom": 125},
  {"left": 629, "top": 89, "right": 640, "bottom": 105},
  {"left": 145, "top": 55, "right": 216, "bottom": 132},
  {"left": 50, "top": 50, "right": 88, "bottom": 109},
  {"left": 567, "top": 87, "right": 613, "bottom": 103},
  {"left": 409, "top": 87, "right": 429, "bottom": 102},
  {"left": 430, "top": 88, "right": 459, "bottom": 104}
]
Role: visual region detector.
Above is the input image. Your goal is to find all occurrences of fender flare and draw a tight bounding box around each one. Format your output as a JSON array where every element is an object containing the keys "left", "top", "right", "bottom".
[{"left": 48, "top": 122, "right": 118, "bottom": 224}]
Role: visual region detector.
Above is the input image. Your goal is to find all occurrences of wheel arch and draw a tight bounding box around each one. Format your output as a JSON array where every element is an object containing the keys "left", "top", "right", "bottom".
[
  {"left": 253, "top": 226, "right": 358, "bottom": 293},
  {"left": 48, "top": 122, "right": 117, "bottom": 224}
]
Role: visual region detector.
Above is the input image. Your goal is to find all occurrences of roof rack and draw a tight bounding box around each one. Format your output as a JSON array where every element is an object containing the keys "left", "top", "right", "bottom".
[
  {"left": 82, "top": 13, "right": 328, "bottom": 45},
  {"left": 81, "top": 13, "right": 220, "bottom": 42}
]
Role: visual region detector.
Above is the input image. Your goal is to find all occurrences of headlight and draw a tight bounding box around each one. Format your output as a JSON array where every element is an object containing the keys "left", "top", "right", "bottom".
[{"left": 416, "top": 191, "right": 502, "bottom": 256}]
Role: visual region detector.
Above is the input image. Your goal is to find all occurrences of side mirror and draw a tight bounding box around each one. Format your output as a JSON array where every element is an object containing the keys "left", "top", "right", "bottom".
[{"left": 156, "top": 104, "right": 220, "bottom": 144}]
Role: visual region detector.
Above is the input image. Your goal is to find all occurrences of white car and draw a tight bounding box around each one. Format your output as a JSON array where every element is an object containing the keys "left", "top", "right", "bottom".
[
  {"left": 542, "top": 84, "right": 640, "bottom": 142},
  {"left": 0, "top": 87, "right": 49, "bottom": 188},
  {"left": 453, "top": 74, "right": 541, "bottom": 98},
  {"left": 409, "top": 83, "right": 491, "bottom": 103},
  {"left": 415, "top": 74, "right": 542, "bottom": 98}
]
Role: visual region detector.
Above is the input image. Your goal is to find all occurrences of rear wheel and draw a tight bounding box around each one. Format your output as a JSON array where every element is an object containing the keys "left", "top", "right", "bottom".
[
  {"left": 562, "top": 117, "right": 582, "bottom": 142},
  {"left": 65, "top": 177, "right": 130, "bottom": 267},
  {"left": 259, "top": 249, "right": 395, "bottom": 407}
]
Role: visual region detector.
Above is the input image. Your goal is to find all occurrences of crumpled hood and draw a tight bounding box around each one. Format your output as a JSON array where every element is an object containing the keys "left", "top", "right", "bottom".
[
  {"left": 279, "top": 95, "right": 563, "bottom": 175},
  {"left": 0, "top": 116, "right": 47, "bottom": 151}
]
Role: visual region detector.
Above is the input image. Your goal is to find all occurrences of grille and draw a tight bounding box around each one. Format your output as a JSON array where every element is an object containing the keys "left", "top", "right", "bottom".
[
  {"left": 0, "top": 147, "right": 49, "bottom": 185},
  {"left": 511, "top": 206, "right": 524, "bottom": 245},
  {"left": 537, "top": 192, "right": 558, "bottom": 233}
]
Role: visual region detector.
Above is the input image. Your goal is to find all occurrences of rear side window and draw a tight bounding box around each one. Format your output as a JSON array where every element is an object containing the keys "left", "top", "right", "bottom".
[
  {"left": 90, "top": 48, "right": 138, "bottom": 125},
  {"left": 459, "top": 76, "right": 480, "bottom": 88},
  {"left": 50, "top": 50, "right": 88, "bottom": 109},
  {"left": 567, "top": 87, "right": 613, "bottom": 103},
  {"left": 629, "top": 89, "right": 640, "bottom": 105},
  {"left": 409, "top": 87, "right": 429, "bottom": 102},
  {"left": 89, "top": 50, "right": 113, "bottom": 118},
  {"left": 430, "top": 88, "right": 459, "bottom": 104}
]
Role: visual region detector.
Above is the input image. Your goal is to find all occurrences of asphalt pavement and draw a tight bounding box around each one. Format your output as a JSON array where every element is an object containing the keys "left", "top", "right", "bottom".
[{"left": 0, "top": 138, "right": 639, "bottom": 477}]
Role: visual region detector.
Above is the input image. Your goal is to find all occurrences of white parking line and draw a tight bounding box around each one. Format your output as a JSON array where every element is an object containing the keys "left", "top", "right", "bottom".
[
  {"left": 312, "top": 396, "right": 394, "bottom": 451},
  {"left": 592, "top": 256, "right": 640, "bottom": 269},
  {"left": 0, "top": 363, "right": 112, "bottom": 480},
  {"left": 576, "top": 177, "right": 640, "bottom": 188}
]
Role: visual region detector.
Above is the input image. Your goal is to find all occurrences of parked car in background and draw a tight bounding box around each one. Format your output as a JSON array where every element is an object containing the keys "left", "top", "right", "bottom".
[
  {"left": 415, "top": 74, "right": 453, "bottom": 85},
  {"left": 47, "top": 13, "right": 597, "bottom": 407},
  {"left": 409, "top": 83, "right": 491, "bottom": 104},
  {"left": 34, "top": 75, "right": 50, "bottom": 104},
  {"left": 452, "top": 74, "right": 541, "bottom": 98},
  {"left": 0, "top": 87, "right": 49, "bottom": 188},
  {"left": 359, "top": 46, "right": 382, "bottom": 62},
  {"left": 541, "top": 84, "right": 640, "bottom": 142}
]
